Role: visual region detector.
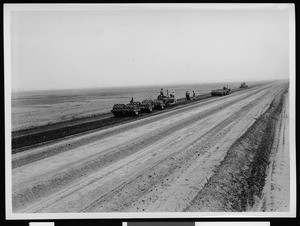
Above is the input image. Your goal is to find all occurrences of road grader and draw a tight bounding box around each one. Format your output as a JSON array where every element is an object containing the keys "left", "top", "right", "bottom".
[{"left": 211, "top": 86, "right": 231, "bottom": 96}]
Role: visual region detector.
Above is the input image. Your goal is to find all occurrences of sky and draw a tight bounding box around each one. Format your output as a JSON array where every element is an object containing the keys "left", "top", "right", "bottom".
[{"left": 7, "top": 4, "right": 292, "bottom": 91}]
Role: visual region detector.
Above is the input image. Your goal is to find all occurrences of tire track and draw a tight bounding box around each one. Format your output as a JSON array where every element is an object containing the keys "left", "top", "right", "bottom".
[
  {"left": 186, "top": 83, "right": 288, "bottom": 212},
  {"left": 14, "top": 83, "right": 284, "bottom": 212},
  {"left": 12, "top": 82, "right": 284, "bottom": 213},
  {"left": 12, "top": 83, "right": 274, "bottom": 168},
  {"left": 83, "top": 83, "right": 285, "bottom": 212}
]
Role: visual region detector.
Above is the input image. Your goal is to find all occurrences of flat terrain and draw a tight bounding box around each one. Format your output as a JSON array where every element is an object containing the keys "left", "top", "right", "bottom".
[
  {"left": 11, "top": 81, "right": 289, "bottom": 213},
  {"left": 12, "top": 82, "right": 249, "bottom": 131}
]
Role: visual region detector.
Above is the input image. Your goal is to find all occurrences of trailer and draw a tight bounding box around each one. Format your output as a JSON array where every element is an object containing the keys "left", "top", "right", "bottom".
[
  {"left": 131, "top": 100, "right": 154, "bottom": 112},
  {"left": 153, "top": 99, "right": 165, "bottom": 110},
  {"left": 111, "top": 103, "right": 140, "bottom": 117},
  {"left": 140, "top": 99, "right": 155, "bottom": 112}
]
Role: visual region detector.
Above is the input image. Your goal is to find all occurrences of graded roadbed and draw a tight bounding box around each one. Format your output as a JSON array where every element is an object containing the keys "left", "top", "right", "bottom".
[
  {"left": 11, "top": 81, "right": 288, "bottom": 213},
  {"left": 187, "top": 84, "right": 288, "bottom": 211}
]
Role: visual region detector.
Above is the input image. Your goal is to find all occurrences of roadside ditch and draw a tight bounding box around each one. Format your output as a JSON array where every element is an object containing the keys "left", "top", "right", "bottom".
[{"left": 186, "top": 84, "right": 288, "bottom": 212}]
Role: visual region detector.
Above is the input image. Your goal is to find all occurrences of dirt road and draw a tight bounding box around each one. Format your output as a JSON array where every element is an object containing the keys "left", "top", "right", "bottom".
[{"left": 11, "top": 81, "right": 289, "bottom": 213}]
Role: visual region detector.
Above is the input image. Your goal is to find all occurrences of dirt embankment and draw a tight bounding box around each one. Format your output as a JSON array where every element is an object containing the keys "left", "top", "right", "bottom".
[
  {"left": 261, "top": 89, "right": 290, "bottom": 212},
  {"left": 186, "top": 84, "right": 288, "bottom": 212}
]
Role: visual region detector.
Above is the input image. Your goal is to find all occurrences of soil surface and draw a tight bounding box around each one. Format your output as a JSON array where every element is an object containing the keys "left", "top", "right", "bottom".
[
  {"left": 11, "top": 81, "right": 289, "bottom": 213},
  {"left": 11, "top": 88, "right": 257, "bottom": 151}
]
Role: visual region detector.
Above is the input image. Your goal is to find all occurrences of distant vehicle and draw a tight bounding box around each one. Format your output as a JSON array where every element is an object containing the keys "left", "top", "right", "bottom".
[
  {"left": 211, "top": 86, "right": 231, "bottom": 96},
  {"left": 240, "top": 82, "right": 248, "bottom": 88}
]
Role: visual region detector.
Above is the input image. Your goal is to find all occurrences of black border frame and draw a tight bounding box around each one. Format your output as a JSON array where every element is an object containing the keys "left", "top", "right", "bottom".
[{"left": 1, "top": 1, "right": 298, "bottom": 226}]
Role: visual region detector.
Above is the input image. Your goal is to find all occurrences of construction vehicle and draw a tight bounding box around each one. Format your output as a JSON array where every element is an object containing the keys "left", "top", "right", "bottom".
[
  {"left": 133, "top": 100, "right": 154, "bottom": 112},
  {"left": 111, "top": 91, "right": 177, "bottom": 117},
  {"left": 140, "top": 99, "right": 155, "bottom": 112},
  {"left": 153, "top": 99, "right": 166, "bottom": 110},
  {"left": 111, "top": 103, "right": 140, "bottom": 116},
  {"left": 211, "top": 86, "right": 231, "bottom": 96},
  {"left": 157, "top": 95, "right": 176, "bottom": 107},
  {"left": 240, "top": 82, "right": 248, "bottom": 88},
  {"left": 111, "top": 99, "right": 155, "bottom": 117}
]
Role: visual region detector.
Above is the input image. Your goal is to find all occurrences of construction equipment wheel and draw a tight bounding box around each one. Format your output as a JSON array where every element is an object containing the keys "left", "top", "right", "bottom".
[{"left": 113, "top": 112, "right": 121, "bottom": 117}]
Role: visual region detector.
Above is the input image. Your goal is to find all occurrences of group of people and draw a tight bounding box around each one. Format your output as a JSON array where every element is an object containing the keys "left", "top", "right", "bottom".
[
  {"left": 130, "top": 88, "right": 195, "bottom": 104},
  {"left": 160, "top": 88, "right": 196, "bottom": 102},
  {"left": 160, "top": 88, "right": 175, "bottom": 98},
  {"left": 185, "top": 90, "right": 196, "bottom": 101}
]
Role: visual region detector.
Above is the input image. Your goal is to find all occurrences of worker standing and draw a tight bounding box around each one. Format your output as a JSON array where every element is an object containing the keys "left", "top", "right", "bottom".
[
  {"left": 172, "top": 92, "right": 177, "bottom": 104},
  {"left": 193, "top": 91, "right": 195, "bottom": 100},
  {"left": 160, "top": 88, "right": 164, "bottom": 97},
  {"left": 186, "top": 91, "right": 190, "bottom": 101}
]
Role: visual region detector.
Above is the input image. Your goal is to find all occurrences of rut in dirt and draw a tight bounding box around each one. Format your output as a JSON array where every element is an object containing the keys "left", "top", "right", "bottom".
[{"left": 186, "top": 83, "right": 288, "bottom": 212}]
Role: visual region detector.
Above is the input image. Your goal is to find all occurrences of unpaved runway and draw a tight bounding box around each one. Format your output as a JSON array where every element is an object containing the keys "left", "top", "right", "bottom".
[{"left": 11, "top": 81, "right": 289, "bottom": 213}]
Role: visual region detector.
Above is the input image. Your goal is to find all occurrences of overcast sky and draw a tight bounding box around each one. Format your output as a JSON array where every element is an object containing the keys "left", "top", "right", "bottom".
[{"left": 8, "top": 4, "right": 292, "bottom": 91}]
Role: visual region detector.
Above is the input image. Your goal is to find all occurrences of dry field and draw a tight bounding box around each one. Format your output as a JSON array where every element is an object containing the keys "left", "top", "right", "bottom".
[
  {"left": 11, "top": 81, "right": 289, "bottom": 213},
  {"left": 11, "top": 81, "right": 258, "bottom": 131}
]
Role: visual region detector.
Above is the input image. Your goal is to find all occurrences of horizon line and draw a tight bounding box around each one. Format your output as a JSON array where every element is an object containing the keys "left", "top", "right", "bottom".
[{"left": 11, "top": 78, "right": 287, "bottom": 93}]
